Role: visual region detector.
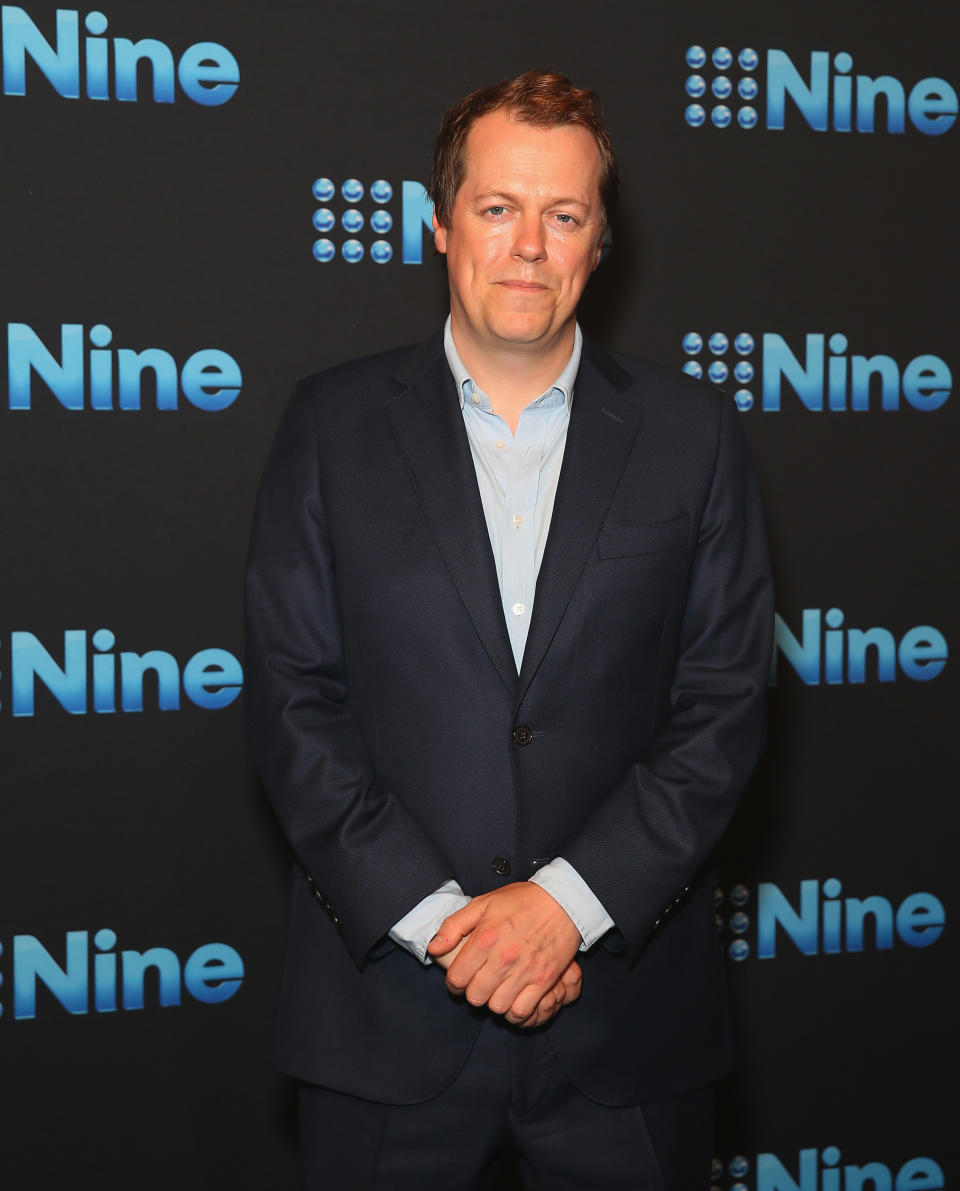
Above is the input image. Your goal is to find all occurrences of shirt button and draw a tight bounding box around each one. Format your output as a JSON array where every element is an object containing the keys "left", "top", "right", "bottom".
[
  {"left": 491, "top": 857, "right": 512, "bottom": 877},
  {"left": 471, "top": 392, "right": 481, "bottom": 405},
  {"left": 513, "top": 514, "right": 523, "bottom": 529},
  {"left": 513, "top": 724, "right": 533, "bottom": 746},
  {"left": 495, "top": 440, "right": 506, "bottom": 450},
  {"left": 512, "top": 602, "right": 525, "bottom": 616}
]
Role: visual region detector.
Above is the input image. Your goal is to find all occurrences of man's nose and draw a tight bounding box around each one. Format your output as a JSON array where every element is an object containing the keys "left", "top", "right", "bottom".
[{"left": 511, "top": 213, "right": 547, "bottom": 262}]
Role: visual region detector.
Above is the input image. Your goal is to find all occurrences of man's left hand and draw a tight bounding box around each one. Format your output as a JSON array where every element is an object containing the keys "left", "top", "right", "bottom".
[{"left": 427, "top": 883, "right": 583, "bottom": 1025}]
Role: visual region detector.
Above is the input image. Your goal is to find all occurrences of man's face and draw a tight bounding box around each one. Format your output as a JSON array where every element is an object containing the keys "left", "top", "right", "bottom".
[{"left": 433, "top": 109, "right": 603, "bottom": 354}]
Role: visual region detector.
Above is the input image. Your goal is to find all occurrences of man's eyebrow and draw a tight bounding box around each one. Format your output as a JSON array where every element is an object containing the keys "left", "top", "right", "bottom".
[{"left": 473, "top": 190, "right": 592, "bottom": 208}]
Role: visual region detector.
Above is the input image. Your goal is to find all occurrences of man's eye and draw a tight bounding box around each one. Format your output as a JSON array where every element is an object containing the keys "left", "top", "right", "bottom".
[
  {"left": 486, "top": 205, "right": 506, "bottom": 216},
  {"left": 554, "top": 213, "right": 576, "bottom": 225}
]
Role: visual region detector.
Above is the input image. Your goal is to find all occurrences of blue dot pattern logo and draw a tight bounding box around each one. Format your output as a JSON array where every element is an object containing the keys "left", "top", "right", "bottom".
[
  {"left": 730, "top": 1157, "right": 750, "bottom": 1180},
  {"left": 310, "top": 177, "right": 397, "bottom": 265},
  {"left": 681, "top": 331, "right": 756, "bottom": 411},
  {"left": 712, "top": 46, "right": 733, "bottom": 71},
  {"left": 715, "top": 883, "right": 754, "bottom": 959},
  {"left": 371, "top": 209, "right": 393, "bottom": 234},
  {"left": 684, "top": 46, "right": 760, "bottom": 129},
  {"left": 712, "top": 1151, "right": 757, "bottom": 1191},
  {"left": 685, "top": 103, "right": 706, "bottom": 127}
]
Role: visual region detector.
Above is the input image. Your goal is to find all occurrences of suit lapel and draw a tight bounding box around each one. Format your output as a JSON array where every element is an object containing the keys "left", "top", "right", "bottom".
[
  {"left": 383, "top": 335, "right": 518, "bottom": 696},
  {"left": 516, "top": 340, "right": 643, "bottom": 705}
]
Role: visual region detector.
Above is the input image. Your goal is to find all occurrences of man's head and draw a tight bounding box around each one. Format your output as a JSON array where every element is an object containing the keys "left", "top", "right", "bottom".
[
  {"left": 429, "top": 71, "right": 619, "bottom": 360},
  {"left": 429, "top": 70, "right": 619, "bottom": 246}
]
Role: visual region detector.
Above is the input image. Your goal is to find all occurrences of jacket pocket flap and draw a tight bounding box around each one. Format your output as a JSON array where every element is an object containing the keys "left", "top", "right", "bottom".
[{"left": 598, "top": 514, "right": 691, "bottom": 559}]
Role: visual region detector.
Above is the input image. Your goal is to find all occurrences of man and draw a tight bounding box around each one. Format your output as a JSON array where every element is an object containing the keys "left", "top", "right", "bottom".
[{"left": 245, "top": 70, "right": 773, "bottom": 1189}]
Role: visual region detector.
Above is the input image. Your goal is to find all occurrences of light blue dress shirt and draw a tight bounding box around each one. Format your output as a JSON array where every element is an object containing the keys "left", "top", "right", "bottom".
[{"left": 388, "top": 319, "right": 615, "bottom": 963}]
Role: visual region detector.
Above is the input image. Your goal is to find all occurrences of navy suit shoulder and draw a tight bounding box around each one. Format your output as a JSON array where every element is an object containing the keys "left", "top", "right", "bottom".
[
  {"left": 587, "top": 338, "right": 737, "bottom": 423},
  {"left": 292, "top": 330, "right": 447, "bottom": 418}
]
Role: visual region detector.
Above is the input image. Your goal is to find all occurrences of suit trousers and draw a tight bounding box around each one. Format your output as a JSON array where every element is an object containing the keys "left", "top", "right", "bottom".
[{"left": 298, "top": 1015, "right": 713, "bottom": 1190}]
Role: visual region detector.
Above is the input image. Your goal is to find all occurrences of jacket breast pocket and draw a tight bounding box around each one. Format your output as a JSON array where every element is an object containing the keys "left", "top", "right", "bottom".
[{"left": 597, "top": 514, "right": 692, "bottom": 560}]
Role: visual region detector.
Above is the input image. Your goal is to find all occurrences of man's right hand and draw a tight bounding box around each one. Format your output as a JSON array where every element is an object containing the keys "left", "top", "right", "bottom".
[{"left": 431, "top": 936, "right": 583, "bottom": 1028}]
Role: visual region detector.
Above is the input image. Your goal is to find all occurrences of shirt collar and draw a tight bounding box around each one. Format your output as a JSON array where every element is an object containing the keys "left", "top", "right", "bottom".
[{"left": 443, "top": 314, "right": 581, "bottom": 415}]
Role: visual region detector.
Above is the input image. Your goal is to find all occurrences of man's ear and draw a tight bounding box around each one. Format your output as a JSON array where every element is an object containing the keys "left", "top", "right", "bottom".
[{"left": 432, "top": 211, "right": 448, "bottom": 255}]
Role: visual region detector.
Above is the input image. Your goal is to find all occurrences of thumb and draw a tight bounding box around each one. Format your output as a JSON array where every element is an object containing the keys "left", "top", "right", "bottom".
[{"left": 427, "top": 899, "right": 482, "bottom": 954}]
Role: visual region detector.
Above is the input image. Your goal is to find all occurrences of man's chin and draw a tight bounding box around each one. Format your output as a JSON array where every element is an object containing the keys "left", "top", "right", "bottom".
[{"left": 484, "top": 314, "right": 567, "bottom": 350}]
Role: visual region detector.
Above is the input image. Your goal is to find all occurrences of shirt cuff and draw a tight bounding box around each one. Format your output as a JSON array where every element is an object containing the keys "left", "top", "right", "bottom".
[
  {"left": 530, "top": 857, "right": 615, "bottom": 951},
  {"left": 387, "top": 880, "right": 471, "bottom": 965}
]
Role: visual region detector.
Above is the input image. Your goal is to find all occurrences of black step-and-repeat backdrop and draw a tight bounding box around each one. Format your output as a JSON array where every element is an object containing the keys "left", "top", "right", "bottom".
[{"left": 2, "top": 2, "right": 956, "bottom": 1187}]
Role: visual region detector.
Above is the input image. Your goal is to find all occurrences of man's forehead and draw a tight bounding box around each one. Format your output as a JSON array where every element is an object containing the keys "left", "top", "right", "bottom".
[{"left": 459, "top": 111, "right": 602, "bottom": 194}]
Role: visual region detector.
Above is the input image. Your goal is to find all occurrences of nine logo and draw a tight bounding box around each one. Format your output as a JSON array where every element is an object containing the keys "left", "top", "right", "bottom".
[
  {"left": 0, "top": 929, "right": 244, "bottom": 1020},
  {"left": 681, "top": 332, "right": 951, "bottom": 413},
  {"left": 771, "top": 610, "right": 947, "bottom": 686},
  {"left": 4, "top": 322, "right": 243, "bottom": 412},
  {"left": 3, "top": 629, "right": 243, "bottom": 716},
  {"left": 684, "top": 45, "right": 956, "bottom": 135},
  {"left": 710, "top": 1149, "right": 944, "bottom": 1191},
  {"left": 0, "top": 6, "right": 238, "bottom": 104},
  {"left": 310, "top": 177, "right": 434, "bottom": 265},
  {"left": 715, "top": 879, "right": 945, "bottom": 962}
]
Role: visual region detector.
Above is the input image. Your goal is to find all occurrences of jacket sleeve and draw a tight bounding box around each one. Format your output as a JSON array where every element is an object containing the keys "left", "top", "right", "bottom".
[
  {"left": 244, "top": 385, "right": 456, "bottom": 969},
  {"left": 561, "top": 395, "right": 774, "bottom": 957}
]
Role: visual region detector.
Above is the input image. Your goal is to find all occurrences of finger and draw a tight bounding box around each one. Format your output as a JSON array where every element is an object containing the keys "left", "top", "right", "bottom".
[
  {"left": 559, "top": 962, "right": 582, "bottom": 1003},
  {"left": 445, "top": 939, "right": 505, "bottom": 997},
  {"left": 427, "top": 901, "right": 484, "bottom": 955},
  {"left": 519, "top": 990, "right": 557, "bottom": 1029},
  {"left": 521, "top": 981, "right": 568, "bottom": 1028},
  {"left": 431, "top": 937, "right": 466, "bottom": 971},
  {"left": 517, "top": 989, "right": 557, "bottom": 1028},
  {"left": 533, "top": 985, "right": 564, "bottom": 1026},
  {"left": 504, "top": 981, "right": 550, "bottom": 1025},
  {"left": 458, "top": 955, "right": 520, "bottom": 1006}
]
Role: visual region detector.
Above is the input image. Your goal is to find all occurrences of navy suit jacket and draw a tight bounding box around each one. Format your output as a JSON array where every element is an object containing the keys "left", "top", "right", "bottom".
[{"left": 244, "top": 329, "right": 773, "bottom": 1106}]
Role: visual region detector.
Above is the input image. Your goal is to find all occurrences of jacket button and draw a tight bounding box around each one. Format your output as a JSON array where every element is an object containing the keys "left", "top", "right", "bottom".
[
  {"left": 512, "top": 724, "right": 533, "bottom": 746},
  {"left": 491, "top": 857, "right": 512, "bottom": 876}
]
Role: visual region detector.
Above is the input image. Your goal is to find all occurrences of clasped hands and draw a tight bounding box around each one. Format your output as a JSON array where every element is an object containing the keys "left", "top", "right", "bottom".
[{"left": 427, "top": 882, "right": 583, "bottom": 1028}]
